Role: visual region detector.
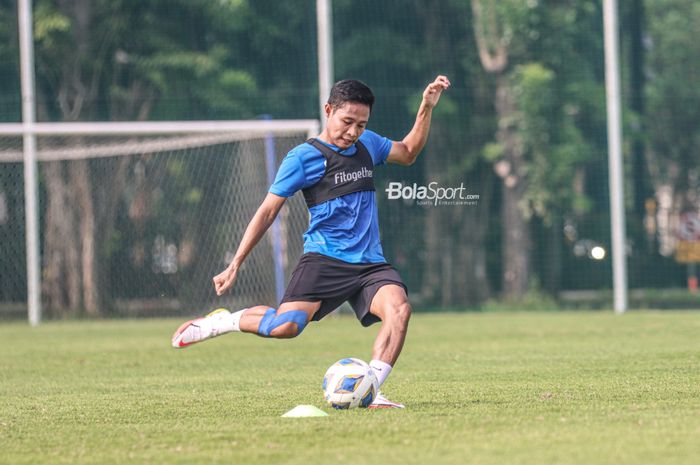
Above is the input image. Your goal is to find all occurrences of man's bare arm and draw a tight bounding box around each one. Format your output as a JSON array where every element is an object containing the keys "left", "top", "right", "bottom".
[{"left": 387, "top": 75, "right": 450, "bottom": 166}]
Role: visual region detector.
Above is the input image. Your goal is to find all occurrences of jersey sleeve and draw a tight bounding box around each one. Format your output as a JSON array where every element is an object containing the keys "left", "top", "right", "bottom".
[
  {"left": 269, "top": 145, "right": 326, "bottom": 197},
  {"left": 269, "top": 153, "right": 307, "bottom": 198},
  {"left": 360, "top": 129, "right": 393, "bottom": 166}
]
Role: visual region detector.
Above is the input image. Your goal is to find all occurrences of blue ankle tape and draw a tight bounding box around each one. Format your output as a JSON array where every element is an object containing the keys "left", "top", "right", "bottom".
[{"left": 258, "top": 308, "right": 308, "bottom": 337}]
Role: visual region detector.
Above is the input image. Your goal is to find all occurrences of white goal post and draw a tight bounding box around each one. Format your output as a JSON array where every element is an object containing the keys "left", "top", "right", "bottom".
[
  {"left": 0, "top": 119, "right": 319, "bottom": 325},
  {"left": 0, "top": 120, "right": 319, "bottom": 138}
]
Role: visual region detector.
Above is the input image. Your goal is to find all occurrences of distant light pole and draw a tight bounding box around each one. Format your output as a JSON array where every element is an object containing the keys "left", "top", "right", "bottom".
[
  {"left": 316, "top": 0, "right": 333, "bottom": 130},
  {"left": 18, "top": 0, "right": 41, "bottom": 325},
  {"left": 603, "top": 0, "right": 628, "bottom": 314}
]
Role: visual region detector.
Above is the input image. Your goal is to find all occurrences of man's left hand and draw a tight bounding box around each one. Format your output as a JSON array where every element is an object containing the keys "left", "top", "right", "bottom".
[{"left": 422, "top": 75, "right": 451, "bottom": 108}]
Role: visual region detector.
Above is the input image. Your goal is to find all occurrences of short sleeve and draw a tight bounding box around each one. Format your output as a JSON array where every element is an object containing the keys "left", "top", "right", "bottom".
[
  {"left": 360, "top": 129, "right": 392, "bottom": 166},
  {"left": 269, "top": 144, "right": 327, "bottom": 197},
  {"left": 269, "top": 153, "right": 306, "bottom": 197}
]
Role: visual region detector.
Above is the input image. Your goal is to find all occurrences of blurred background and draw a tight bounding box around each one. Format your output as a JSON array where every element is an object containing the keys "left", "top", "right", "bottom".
[{"left": 0, "top": 0, "right": 699, "bottom": 320}]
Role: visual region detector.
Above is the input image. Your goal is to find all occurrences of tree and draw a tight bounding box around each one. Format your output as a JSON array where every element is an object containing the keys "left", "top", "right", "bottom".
[
  {"left": 32, "top": 0, "right": 261, "bottom": 316},
  {"left": 333, "top": 0, "right": 495, "bottom": 307},
  {"left": 645, "top": 0, "right": 700, "bottom": 257},
  {"left": 470, "top": 0, "right": 532, "bottom": 299},
  {"left": 471, "top": 0, "right": 603, "bottom": 299}
]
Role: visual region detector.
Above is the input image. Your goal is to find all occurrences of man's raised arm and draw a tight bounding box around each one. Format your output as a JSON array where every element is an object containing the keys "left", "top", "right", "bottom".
[{"left": 387, "top": 75, "right": 451, "bottom": 166}]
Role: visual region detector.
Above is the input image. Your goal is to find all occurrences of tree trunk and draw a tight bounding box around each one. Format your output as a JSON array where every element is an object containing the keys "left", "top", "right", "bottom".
[
  {"left": 628, "top": 0, "right": 648, "bottom": 221},
  {"left": 471, "top": 0, "right": 531, "bottom": 300},
  {"left": 456, "top": 162, "right": 494, "bottom": 303},
  {"left": 543, "top": 214, "right": 562, "bottom": 295},
  {"left": 43, "top": 161, "right": 82, "bottom": 316},
  {"left": 420, "top": 201, "right": 441, "bottom": 304},
  {"left": 37, "top": 0, "right": 154, "bottom": 317},
  {"left": 502, "top": 176, "right": 530, "bottom": 298},
  {"left": 96, "top": 157, "right": 131, "bottom": 311},
  {"left": 495, "top": 75, "right": 530, "bottom": 299},
  {"left": 415, "top": 0, "right": 493, "bottom": 307},
  {"left": 42, "top": 162, "right": 68, "bottom": 313},
  {"left": 72, "top": 159, "right": 98, "bottom": 316}
]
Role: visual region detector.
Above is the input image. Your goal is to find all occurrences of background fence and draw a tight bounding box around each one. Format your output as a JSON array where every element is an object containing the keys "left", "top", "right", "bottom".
[
  {"left": 0, "top": 129, "right": 312, "bottom": 318},
  {"left": 1, "top": 0, "right": 699, "bottom": 318}
]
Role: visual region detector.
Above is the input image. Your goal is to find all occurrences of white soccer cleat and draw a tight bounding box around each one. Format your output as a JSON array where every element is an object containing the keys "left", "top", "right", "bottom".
[
  {"left": 171, "top": 308, "right": 231, "bottom": 348},
  {"left": 368, "top": 391, "right": 405, "bottom": 409}
]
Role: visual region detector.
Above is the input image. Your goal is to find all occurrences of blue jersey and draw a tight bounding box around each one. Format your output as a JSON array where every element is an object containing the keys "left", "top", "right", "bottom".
[{"left": 269, "top": 129, "right": 392, "bottom": 264}]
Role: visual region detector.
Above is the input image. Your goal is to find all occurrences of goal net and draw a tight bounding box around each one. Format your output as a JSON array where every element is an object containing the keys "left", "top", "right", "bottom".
[{"left": 0, "top": 120, "right": 318, "bottom": 319}]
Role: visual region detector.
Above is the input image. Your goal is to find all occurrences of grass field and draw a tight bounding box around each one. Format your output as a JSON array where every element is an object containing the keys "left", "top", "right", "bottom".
[{"left": 1, "top": 311, "right": 699, "bottom": 465}]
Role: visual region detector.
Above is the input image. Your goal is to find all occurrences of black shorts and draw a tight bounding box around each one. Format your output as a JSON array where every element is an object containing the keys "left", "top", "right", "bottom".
[{"left": 280, "top": 252, "right": 408, "bottom": 327}]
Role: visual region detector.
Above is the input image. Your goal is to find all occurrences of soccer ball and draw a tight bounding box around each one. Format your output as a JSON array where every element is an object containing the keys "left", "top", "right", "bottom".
[{"left": 322, "top": 358, "right": 378, "bottom": 409}]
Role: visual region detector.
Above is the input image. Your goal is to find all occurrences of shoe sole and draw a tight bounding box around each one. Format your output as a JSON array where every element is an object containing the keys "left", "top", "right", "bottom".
[
  {"left": 206, "top": 308, "right": 229, "bottom": 317},
  {"left": 368, "top": 403, "right": 405, "bottom": 409}
]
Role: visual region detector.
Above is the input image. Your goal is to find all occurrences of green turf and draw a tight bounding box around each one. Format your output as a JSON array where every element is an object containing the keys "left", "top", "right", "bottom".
[{"left": 1, "top": 311, "right": 699, "bottom": 465}]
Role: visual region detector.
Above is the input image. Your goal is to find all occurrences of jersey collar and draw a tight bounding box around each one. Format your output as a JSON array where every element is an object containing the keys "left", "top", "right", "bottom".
[{"left": 315, "top": 138, "right": 358, "bottom": 156}]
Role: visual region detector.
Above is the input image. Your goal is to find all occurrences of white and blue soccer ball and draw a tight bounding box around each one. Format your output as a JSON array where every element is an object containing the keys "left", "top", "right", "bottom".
[{"left": 322, "top": 358, "right": 378, "bottom": 409}]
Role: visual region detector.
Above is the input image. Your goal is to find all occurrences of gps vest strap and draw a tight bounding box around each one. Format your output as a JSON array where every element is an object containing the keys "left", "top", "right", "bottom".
[{"left": 302, "top": 139, "right": 375, "bottom": 208}]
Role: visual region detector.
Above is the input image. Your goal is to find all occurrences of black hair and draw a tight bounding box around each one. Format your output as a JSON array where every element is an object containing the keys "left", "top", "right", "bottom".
[{"left": 327, "top": 79, "right": 374, "bottom": 112}]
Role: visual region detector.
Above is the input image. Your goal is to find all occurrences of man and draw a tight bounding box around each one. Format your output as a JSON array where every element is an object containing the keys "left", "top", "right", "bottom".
[{"left": 172, "top": 76, "right": 450, "bottom": 408}]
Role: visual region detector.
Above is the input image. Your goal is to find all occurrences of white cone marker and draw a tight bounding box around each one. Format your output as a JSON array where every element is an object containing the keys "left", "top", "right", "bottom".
[{"left": 281, "top": 405, "right": 329, "bottom": 417}]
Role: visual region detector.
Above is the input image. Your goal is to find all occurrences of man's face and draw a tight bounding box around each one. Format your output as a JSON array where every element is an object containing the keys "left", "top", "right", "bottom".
[{"left": 324, "top": 102, "right": 370, "bottom": 150}]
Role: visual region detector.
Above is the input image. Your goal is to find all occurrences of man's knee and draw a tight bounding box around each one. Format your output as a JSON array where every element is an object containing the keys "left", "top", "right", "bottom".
[
  {"left": 386, "top": 301, "right": 411, "bottom": 324},
  {"left": 269, "top": 322, "right": 301, "bottom": 338},
  {"left": 258, "top": 308, "right": 308, "bottom": 338}
]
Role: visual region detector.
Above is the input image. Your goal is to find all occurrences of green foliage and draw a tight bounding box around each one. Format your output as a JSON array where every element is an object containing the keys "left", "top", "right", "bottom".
[
  {"left": 511, "top": 63, "right": 593, "bottom": 222},
  {"left": 201, "top": 70, "right": 258, "bottom": 114},
  {"left": 646, "top": 0, "right": 700, "bottom": 175},
  {"left": 403, "top": 91, "right": 458, "bottom": 120},
  {"left": 33, "top": 4, "right": 70, "bottom": 44},
  {"left": 482, "top": 141, "right": 503, "bottom": 161},
  {"left": 0, "top": 0, "right": 697, "bottom": 304},
  {"left": 480, "top": 276, "right": 560, "bottom": 311},
  {"left": 1, "top": 313, "right": 699, "bottom": 464},
  {"left": 22, "top": 0, "right": 273, "bottom": 121},
  {"left": 469, "top": 0, "right": 604, "bottom": 228},
  {"left": 0, "top": 3, "right": 19, "bottom": 121}
]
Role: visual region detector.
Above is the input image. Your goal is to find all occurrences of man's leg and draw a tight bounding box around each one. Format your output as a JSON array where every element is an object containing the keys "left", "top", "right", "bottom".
[
  {"left": 367, "top": 284, "right": 411, "bottom": 408},
  {"left": 239, "top": 301, "right": 321, "bottom": 338},
  {"left": 171, "top": 301, "right": 320, "bottom": 347},
  {"left": 369, "top": 284, "right": 411, "bottom": 366}
]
